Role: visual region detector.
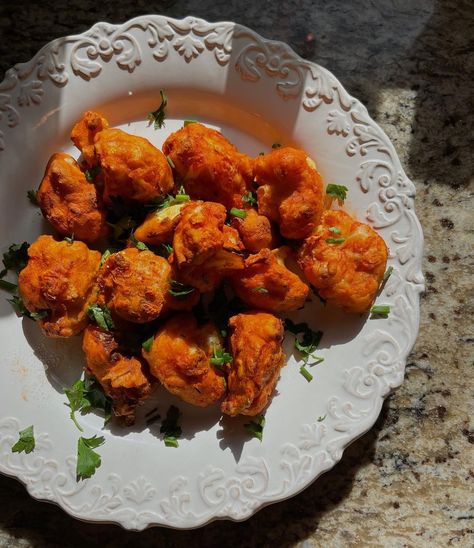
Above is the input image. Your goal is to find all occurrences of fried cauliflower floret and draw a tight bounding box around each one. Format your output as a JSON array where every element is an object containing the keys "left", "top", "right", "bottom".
[
  {"left": 231, "top": 209, "right": 275, "bottom": 253},
  {"left": 298, "top": 210, "right": 388, "bottom": 313},
  {"left": 83, "top": 325, "right": 152, "bottom": 424},
  {"left": 231, "top": 247, "right": 309, "bottom": 312},
  {"left": 223, "top": 224, "right": 245, "bottom": 253},
  {"left": 171, "top": 201, "right": 244, "bottom": 292},
  {"left": 221, "top": 312, "right": 285, "bottom": 417},
  {"left": 254, "top": 147, "right": 324, "bottom": 239},
  {"left": 18, "top": 235, "right": 101, "bottom": 337},
  {"left": 142, "top": 314, "right": 226, "bottom": 407},
  {"left": 173, "top": 201, "right": 226, "bottom": 267},
  {"left": 70, "top": 110, "right": 109, "bottom": 164},
  {"left": 89, "top": 127, "right": 173, "bottom": 204},
  {"left": 98, "top": 248, "right": 171, "bottom": 323},
  {"left": 162, "top": 123, "right": 253, "bottom": 209},
  {"left": 134, "top": 203, "right": 188, "bottom": 246},
  {"left": 37, "top": 153, "right": 109, "bottom": 243}
]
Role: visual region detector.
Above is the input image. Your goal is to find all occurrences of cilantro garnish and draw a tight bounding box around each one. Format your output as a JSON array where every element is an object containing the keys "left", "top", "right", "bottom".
[
  {"left": 142, "top": 335, "right": 154, "bottom": 352},
  {"left": 210, "top": 346, "right": 233, "bottom": 370},
  {"left": 65, "top": 376, "right": 113, "bottom": 432},
  {"left": 84, "top": 165, "right": 101, "bottom": 182},
  {"left": 325, "top": 184, "right": 348, "bottom": 203},
  {"left": 27, "top": 190, "right": 39, "bottom": 206},
  {"left": 383, "top": 266, "right": 393, "bottom": 284},
  {"left": 87, "top": 303, "right": 115, "bottom": 331},
  {"left": 76, "top": 435, "right": 105, "bottom": 481},
  {"left": 285, "top": 319, "right": 324, "bottom": 378},
  {"left": 11, "top": 425, "right": 35, "bottom": 454},
  {"left": 244, "top": 414, "right": 265, "bottom": 441},
  {"left": 242, "top": 191, "right": 257, "bottom": 206},
  {"left": 147, "top": 89, "right": 167, "bottom": 130},
  {"left": 328, "top": 227, "right": 341, "bottom": 234},
  {"left": 325, "top": 237, "right": 346, "bottom": 245},
  {"left": 251, "top": 287, "right": 269, "bottom": 294},
  {"left": 317, "top": 415, "right": 326, "bottom": 422},
  {"left": 299, "top": 366, "right": 313, "bottom": 382},
  {"left": 160, "top": 405, "right": 182, "bottom": 448},
  {"left": 2, "top": 242, "right": 29, "bottom": 273},
  {"left": 168, "top": 280, "right": 195, "bottom": 298},
  {"left": 229, "top": 208, "right": 247, "bottom": 219},
  {"left": 370, "top": 304, "right": 390, "bottom": 319},
  {"left": 0, "top": 279, "right": 18, "bottom": 293},
  {"left": 129, "top": 232, "right": 149, "bottom": 251}
]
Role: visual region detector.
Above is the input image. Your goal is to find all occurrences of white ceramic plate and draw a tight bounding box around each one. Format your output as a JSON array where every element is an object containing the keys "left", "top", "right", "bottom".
[{"left": 0, "top": 16, "right": 424, "bottom": 530}]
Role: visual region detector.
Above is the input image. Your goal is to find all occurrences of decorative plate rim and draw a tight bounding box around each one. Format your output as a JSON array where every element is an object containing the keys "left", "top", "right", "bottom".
[{"left": 0, "top": 14, "right": 424, "bottom": 530}]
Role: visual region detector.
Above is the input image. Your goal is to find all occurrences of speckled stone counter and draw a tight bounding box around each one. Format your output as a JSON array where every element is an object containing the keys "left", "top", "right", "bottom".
[{"left": 0, "top": 1, "right": 472, "bottom": 546}]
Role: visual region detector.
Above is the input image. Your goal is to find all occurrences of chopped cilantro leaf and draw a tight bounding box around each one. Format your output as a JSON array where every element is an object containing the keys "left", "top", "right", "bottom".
[
  {"left": 326, "top": 184, "right": 348, "bottom": 203},
  {"left": 168, "top": 280, "right": 195, "bottom": 298},
  {"left": 160, "top": 405, "right": 182, "bottom": 448},
  {"left": 383, "top": 266, "right": 393, "bottom": 284},
  {"left": 65, "top": 377, "right": 113, "bottom": 431},
  {"left": 84, "top": 165, "right": 101, "bottom": 182},
  {"left": 0, "top": 279, "right": 18, "bottom": 293},
  {"left": 27, "top": 190, "right": 39, "bottom": 206},
  {"left": 285, "top": 319, "right": 324, "bottom": 367},
  {"left": 76, "top": 435, "right": 105, "bottom": 481},
  {"left": 2, "top": 242, "right": 29, "bottom": 273},
  {"left": 87, "top": 303, "right": 115, "bottom": 331},
  {"left": 142, "top": 335, "right": 154, "bottom": 352},
  {"left": 129, "top": 232, "right": 149, "bottom": 251},
  {"left": 210, "top": 346, "right": 233, "bottom": 370},
  {"left": 251, "top": 286, "right": 269, "bottom": 294},
  {"left": 370, "top": 304, "right": 390, "bottom": 318},
  {"left": 11, "top": 425, "right": 35, "bottom": 454},
  {"left": 325, "top": 237, "right": 346, "bottom": 245},
  {"left": 229, "top": 208, "right": 246, "bottom": 219},
  {"left": 244, "top": 414, "right": 265, "bottom": 441},
  {"left": 299, "top": 366, "right": 313, "bottom": 382},
  {"left": 242, "top": 191, "right": 257, "bottom": 206},
  {"left": 147, "top": 89, "right": 167, "bottom": 130}
]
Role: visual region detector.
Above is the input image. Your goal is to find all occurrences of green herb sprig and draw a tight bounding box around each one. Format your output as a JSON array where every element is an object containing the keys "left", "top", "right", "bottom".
[
  {"left": 147, "top": 89, "right": 167, "bottom": 130},
  {"left": 244, "top": 415, "right": 265, "bottom": 441},
  {"left": 87, "top": 303, "right": 115, "bottom": 331},
  {"left": 370, "top": 304, "right": 390, "bottom": 319},
  {"left": 160, "top": 405, "right": 182, "bottom": 448},
  {"left": 168, "top": 280, "right": 195, "bottom": 298},
  {"left": 76, "top": 435, "right": 105, "bottom": 480},
  {"left": 325, "top": 184, "right": 348, "bottom": 203},
  {"left": 11, "top": 425, "right": 35, "bottom": 454}
]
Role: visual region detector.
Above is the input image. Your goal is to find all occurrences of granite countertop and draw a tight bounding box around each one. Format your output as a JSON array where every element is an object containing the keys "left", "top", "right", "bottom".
[{"left": 0, "top": 0, "right": 472, "bottom": 546}]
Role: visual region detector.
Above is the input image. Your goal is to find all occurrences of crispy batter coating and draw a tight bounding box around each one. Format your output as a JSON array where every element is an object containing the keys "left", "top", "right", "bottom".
[
  {"left": 298, "top": 210, "right": 388, "bottom": 313},
  {"left": 37, "top": 153, "right": 109, "bottom": 242},
  {"left": 143, "top": 314, "right": 226, "bottom": 407},
  {"left": 134, "top": 203, "right": 187, "bottom": 246},
  {"left": 18, "top": 235, "right": 101, "bottom": 337},
  {"left": 254, "top": 147, "right": 324, "bottom": 239},
  {"left": 82, "top": 325, "right": 152, "bottom": 424},
  {"left": 231, "top": 247, "right": 309, "bottom": 312},
  {"left": 173, "top": 201, "right": 226, "bottom": 267},
  {"left": 231, "top": 209, "right": 275, "bottom": 253},
  {"left": 162, "top": 123, "right": 253, "bottom": 209},
  {"left": 70, "top": 110, "right": 109, "bottom": 164},
  {"left": 223, "top": 225, "right": 245, "bottom": 253},
  {"left": 172, "top": 201, "right": 244, "bottom": 292},
  {"left": 98, "top": 248, "right": 171, "bottom": 323},
  {"left": 221, "top": 311, "right": 285, "bottom": 417},
  {"left": 88, "top": 127, "right": 173, "bottom": 204}
]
